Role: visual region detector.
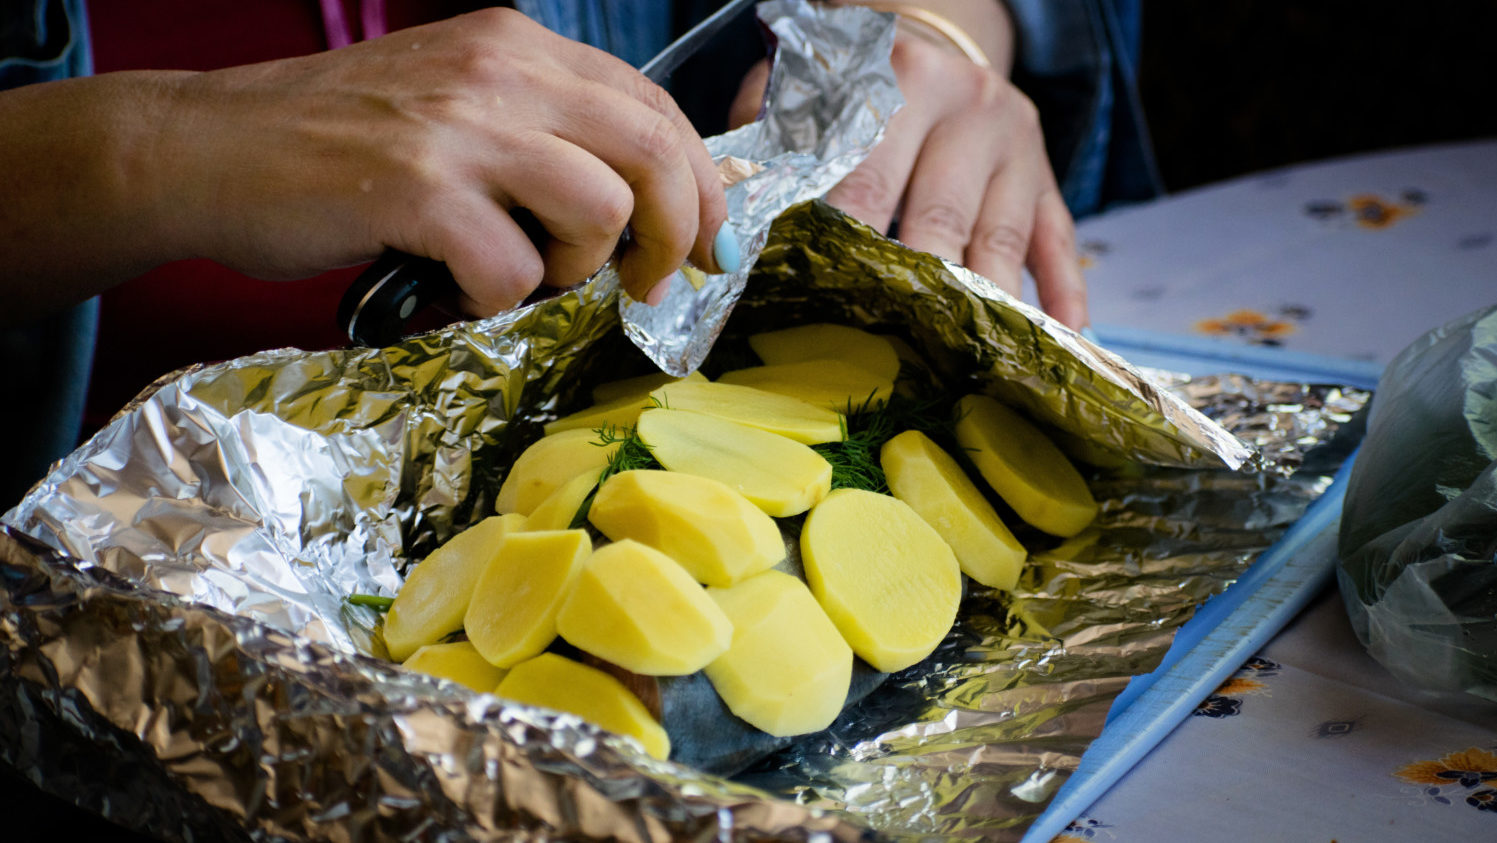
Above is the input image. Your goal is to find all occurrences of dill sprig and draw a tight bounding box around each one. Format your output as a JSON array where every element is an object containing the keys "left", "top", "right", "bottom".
[
  {"left": 347, "top": 593, "right": 394, "bottom": 612},
  {"left": 593, "top": 423, "right": 660, "bottom": 483},
  {"left": 812, "top": 391, "right": 957, "bottom": 493}
]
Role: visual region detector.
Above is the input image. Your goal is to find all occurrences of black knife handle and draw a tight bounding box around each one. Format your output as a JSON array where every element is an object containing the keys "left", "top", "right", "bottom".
[{"left": 337, "top": 249, "right": 460, "bottom": 347}]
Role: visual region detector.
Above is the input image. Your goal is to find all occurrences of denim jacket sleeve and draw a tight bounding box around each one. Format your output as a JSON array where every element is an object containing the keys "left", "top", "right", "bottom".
[
  {"left": 1005, "top": 0, "right": 1163, "bottom": 215},
  {"left": 1, "top": 0, "right": 100, "bottom": 505}
]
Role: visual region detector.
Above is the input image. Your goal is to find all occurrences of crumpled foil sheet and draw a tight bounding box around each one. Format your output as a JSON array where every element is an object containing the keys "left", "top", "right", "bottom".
[{"left": 0, "top": 3, "right": 1370, "bottom": 841}]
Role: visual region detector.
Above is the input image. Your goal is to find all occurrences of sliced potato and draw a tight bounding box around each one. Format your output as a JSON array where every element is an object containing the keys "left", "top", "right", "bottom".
[
  {"left": 556, "top": 539, "right": 733, "bottom": 675},
  {"left": 591, "top": 369, "right": 707, "bottom": 404},
  {"left": 881, "top": 430, "right": 1027, "bottom": 591},
  {"left": 496, "top": 653, "right": 671, "bottom": 760},
  {"left": 543, "top": 391, "right": 654, "bottom": 437},
  {"left": 588, "top": 469, "right": 784, "bottom": 587},
  {"left": 402, "top": 641, "right": 508, "bottom": 692},
  {"left": 717, "top": 359, "right": 892, "bottom": 412},
  {"left": 953, "top": 394, "right": 1098, "bottom": 537},
  {"left": 801, "top": 488, "right": 961, "bottom": 673},
  {"left": 383, "top": 513, "right": 527, "bottom": 662},
  {"left": 464, "top": 529, "right": 592, "bottom": 668},
  {"left": 636, "top": 408, "right": 831, "bottom": 517},
  {"left": 496, "top": 428, "right": 618, "bottom": 516},
  {"left": 523, "top": 469, "right": 599, "bottom": 531},
  {"left": 748, "top": 323, "right": 901, "bottom": 382},
  {"left": 651, "top": 380, "right": 845, "bottom": 445},
  {"left": 705, "top": 570, "right": 852, "bottom": 736}
]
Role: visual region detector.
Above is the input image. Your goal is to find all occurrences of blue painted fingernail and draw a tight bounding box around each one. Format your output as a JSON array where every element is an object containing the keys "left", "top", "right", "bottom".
[
  {"left": 1080, "top": 326, "right": 1100, "bottom": 343},
  {"left": 712, "top": 224, "right": 741, "bottom": 274}
]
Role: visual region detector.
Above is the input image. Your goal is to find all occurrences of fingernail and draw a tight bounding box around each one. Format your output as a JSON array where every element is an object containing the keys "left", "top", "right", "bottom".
[
  {"left": 1080, "top": 325, "right": 1099, "bottom": 343},
  {"left": 712, "top": 224, "right": 741, "bottom": 274},
  {"left": 645, "top": 274, "right": 673, "bottom": 306}
]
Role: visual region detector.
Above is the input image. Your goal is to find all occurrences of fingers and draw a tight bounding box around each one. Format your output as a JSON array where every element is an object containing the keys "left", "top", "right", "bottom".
[
  {"left": 1028, "top": 188, "right": 1087, "bottom": 330},
  {"left": 728, "top": 60, "right": 770, "bottom": 129},
  {"left": 499, "top": 134, "right": 635, "bottom": 291},
  {"left": 896, "top": 116, "right": 1005, "bottom": 264},
  {"left": 565, "top": 53, "right": 729, "bottom": 296},
  {"left": 412, "top": 194, "right": 544, "bottom": 316},
  {"left": 825, "top": 99, "right": 936, "bottom": 235}
]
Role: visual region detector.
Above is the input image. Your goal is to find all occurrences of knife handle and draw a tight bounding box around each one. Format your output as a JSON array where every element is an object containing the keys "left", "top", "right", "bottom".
[{"left": 337, "top": 249, "right": 460, "bottom": 347}]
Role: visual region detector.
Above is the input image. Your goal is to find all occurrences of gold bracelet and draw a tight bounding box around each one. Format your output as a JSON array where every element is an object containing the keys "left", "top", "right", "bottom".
[{"left": 828, "top": 1, "right": 992, "bottom": 68}]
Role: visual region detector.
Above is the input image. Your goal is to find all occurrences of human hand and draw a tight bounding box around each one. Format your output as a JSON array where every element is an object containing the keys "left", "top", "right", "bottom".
[
  {"left": 729, "top": 25, "right": 1086, "bottom": 330},
  {"left": 151, "top": 8, "right": 729, "bottom": 313}
]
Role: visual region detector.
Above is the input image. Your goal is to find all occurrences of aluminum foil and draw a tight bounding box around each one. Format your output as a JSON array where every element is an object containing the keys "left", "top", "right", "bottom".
[{"left": 0, "top": 2, "right": 1368, "bottom": 840}]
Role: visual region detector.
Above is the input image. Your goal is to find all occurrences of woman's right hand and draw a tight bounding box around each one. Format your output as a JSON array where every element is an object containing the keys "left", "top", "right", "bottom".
[{"left": 2, "top": 8, "right": 728, "bottom": 319}]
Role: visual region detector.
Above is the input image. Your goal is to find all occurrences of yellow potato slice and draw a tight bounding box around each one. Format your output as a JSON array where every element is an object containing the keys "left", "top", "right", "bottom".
[
  {"left": 748, "top": 323, "right": 902, "bottom": 382},
  {"left": 636, "top": 408, "right": 831, "bottom": 517},
  {"left": 402, "top": 641, "right": 508, "bottom": 692},
  {"left": 650, "top": 380, "right": 845, "bottom": 445},
  {"left": 383, "top": 513, "right": 527, "bottom": 662},
  {"left": 556, "top": 539, "right": 732, "bottom": 675},
  {"left": 496, "top": 653, "right": 671, "bottom": 760},
  {"left": 588, "top": 469, "right": 784, "bottom": 587},
  {"left": 716, "top": 359, "right": 892, "bottom": 412},
  {"left": 953, "top": 394, "right": 1098, "bottom": 537},
  {"left": 523, "top": 469, "right": 599, "bottom": 531},
  {"left": 801, "top": 488, "right": 961, "bottom": 672},
  {"left": 591, "top": 369, "right": 708, "bottom": 404},
  {"left": 463, "top": 529, "right": 592, "bottom": 668},
  {"left": 543, "top": 392, "right": 655, "bottom": 437},
  {"left": 496, "top": 428, "right": 619, "bottom": 516},
  {"left": 881, "top": 430, "right": 1027, "bottom": 591},
  {"left": 704, "top": 570, "right": 852, "bottom": 736}
]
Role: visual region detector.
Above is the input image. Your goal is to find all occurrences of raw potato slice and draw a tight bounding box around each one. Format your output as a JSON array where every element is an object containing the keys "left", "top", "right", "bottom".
[
  {"left": 881, "top": 430, "right": 1027, "bottom": 591},
  {"left": 801, "top": 488, "right": 961, "bottom": 673},
  {"left": 704, "top": 570, "right": 853, "bottom": 736},
  {"left": 402, "top": 641, "right": 509, "bottom": 692},
  {"left": 651, "top": 380, "right": 844, "bottom": 445},
  {"left": 953, "top": 394, "right": 1098, "bottom": 537},
  {"left": 496, "top": 653, "right": 671, "bottom": 760},
  {"left": 636, "top": 408, "right": 831, "bottom": 517},
  {"left": 588, "top": 470, "right": 784, "bottom": 587},
  {"left": 543, "top": 391, "right": 654, "bottom": 436},
  {"left": 496, "top": 428, "right": 619, "bottom": 516},
  {"left": 383, "top": 513, "right": 527, "bottom": 662},
  {"left": 463, "top": 529, "right": 592, "bottom": 667},
  {"left": 717, "top": 359, "right": 892, "bottom": 412},
  {"left": 748, "top": 323, "right": 902, "bottom": 382},
  {"left": 591, "top": 369, "right": 707, "bottom": 404},
  {"left": 523, "top": 470, "right": 599, "bottom": 531},
  {"left": 556, "top": 539, "right": 733, "bottom": 675}
]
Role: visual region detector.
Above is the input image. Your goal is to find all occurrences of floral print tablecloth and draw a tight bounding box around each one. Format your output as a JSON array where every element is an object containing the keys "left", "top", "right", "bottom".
[
  {"left": 1055, "top": 583, "right": 1496, "bottom": 841},
  {"left": 1044, "top": 141, "right": 1497, "bottom": 841},
  {"left": 1067, "top": 139, "right": 1497, "bottom": 365}
]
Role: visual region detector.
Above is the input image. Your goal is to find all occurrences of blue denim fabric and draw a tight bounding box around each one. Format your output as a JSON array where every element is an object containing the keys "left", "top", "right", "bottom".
[
  {"left": 513, "top": 0, "right": 673, "bottom": 69},
  {"left": 1, "top": 0, "right": 98, "bottom": 506},
  {"left": 1006, "top": 0, "right": 1162, "bottom": 215}
]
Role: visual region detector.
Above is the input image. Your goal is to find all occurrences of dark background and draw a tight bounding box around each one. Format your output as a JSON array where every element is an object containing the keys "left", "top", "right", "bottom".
[
  {"left": 1138, "top": 2, "right": 1497, "bottom": 192},
  {"left": 7, "top": 2, "right": 1497, "bottom": 841}
]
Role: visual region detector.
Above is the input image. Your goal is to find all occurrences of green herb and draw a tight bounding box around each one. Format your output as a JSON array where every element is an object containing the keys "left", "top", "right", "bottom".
[
  {"left": 813, "top": 392, "right": 958, "bottom": 493},
  {"left": 347, "top": 594, "right": 394, "bottom": 612},
  {"left": 593, "top": 423, "right": 660, "bottom": 483}
]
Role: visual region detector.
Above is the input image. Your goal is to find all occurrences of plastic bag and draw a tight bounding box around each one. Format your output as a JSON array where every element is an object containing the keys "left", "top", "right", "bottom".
[{"left": 1337, "top": 303, "right": 1497, "bottom": 702}]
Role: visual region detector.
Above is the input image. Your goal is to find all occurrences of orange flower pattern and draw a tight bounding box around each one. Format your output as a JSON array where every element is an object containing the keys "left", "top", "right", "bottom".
[
  {"left": 1195, "top": 308, "right": 1304, "bottom": 345},
  {"left": 1395, "top": 747, "right": 1497, "bottom": 815},
  {"left": 1303, "top": 187, "right": 1427, "bottom": 229}
]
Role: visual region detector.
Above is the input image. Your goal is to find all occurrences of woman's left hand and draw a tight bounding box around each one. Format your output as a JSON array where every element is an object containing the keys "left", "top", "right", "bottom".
[{"left": 729, "top": 20, "right": 1087, "bottom": 330}]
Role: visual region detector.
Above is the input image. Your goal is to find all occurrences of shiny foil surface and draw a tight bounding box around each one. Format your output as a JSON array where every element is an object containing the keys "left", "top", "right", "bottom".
[{"left": 0, "top": 2, "right": 1370, "bottom": 841}]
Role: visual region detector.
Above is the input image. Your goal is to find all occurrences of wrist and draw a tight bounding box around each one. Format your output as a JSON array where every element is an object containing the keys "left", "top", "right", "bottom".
[{"left": 827, "top": 1, "right": 1014, "bottom": 74}]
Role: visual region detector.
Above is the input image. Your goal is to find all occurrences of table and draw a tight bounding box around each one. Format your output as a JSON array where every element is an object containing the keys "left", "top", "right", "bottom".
[{"left": 1036, "top": 140, "right": 1497, "bottom": 841}]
